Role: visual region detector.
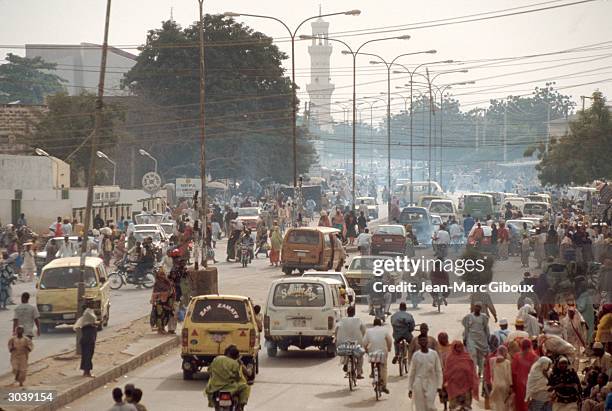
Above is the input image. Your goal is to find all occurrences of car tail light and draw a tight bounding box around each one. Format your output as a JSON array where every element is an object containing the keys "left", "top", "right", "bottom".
[
  {"left": 250, "top": 329, "right": 256, "bottom": 347},
  {"left": 264, "top": 315, "right": 270, "bottom": 333},
  {"left": 328, "top": 316, "right": 334, "bottom": 330},
  {"left": 182, "top": 328, "right": 188, "bottom": 347}
]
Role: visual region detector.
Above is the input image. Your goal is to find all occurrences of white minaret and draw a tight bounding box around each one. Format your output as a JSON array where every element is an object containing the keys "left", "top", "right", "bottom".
[{"left": 306, "top": 15, "right": 334, "bottom": 132}]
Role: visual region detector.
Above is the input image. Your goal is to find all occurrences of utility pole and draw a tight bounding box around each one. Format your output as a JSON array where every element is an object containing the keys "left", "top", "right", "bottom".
[
  {"left": 475, "top": 111, "right": 479, "bottom": 152},
  {"left": 426, "top": 68, "right": 433, "bottom": 194},
  {"left": 197, "top": 0, "right": 208, "bottom": 268},
  {"left": 77, "top": 0, "right": 111, "bottom": 354},
  {"left": 546, "top": 102, "right": 551, "bottom": 152},
  {"left": 503, "top": 105, "right": 507, "bottom": 162}
]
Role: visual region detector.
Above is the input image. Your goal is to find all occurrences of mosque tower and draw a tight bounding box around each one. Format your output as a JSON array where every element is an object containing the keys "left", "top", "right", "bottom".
[{"left": 306, "top": 13, "right": 334, "bottom": 132}]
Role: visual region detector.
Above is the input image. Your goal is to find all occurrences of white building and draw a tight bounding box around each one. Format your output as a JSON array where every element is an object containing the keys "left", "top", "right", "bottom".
[
  {"left": 306, "top": 17, "right": 334, "bottom": 132},
  {"left": 25, "top": 43, "right": 137, "bottom": 96}
]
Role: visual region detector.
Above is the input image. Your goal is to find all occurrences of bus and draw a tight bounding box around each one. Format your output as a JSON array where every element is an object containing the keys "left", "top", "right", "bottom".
[{"left": 462, "top": 193, "right": 495, "bottom": 220}]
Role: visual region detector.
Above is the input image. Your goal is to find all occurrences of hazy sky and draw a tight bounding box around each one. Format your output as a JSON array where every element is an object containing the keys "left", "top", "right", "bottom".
[{"left": 2, "top": 0, "right": 612, "bottom": 122}]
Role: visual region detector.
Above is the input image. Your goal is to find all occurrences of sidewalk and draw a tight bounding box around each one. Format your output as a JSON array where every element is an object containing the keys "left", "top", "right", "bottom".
[{"left": 0, "top": 316, "right": 178, "bottom": 411}]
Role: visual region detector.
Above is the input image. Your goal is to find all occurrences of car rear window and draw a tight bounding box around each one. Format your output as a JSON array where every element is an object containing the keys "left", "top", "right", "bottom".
[
  {"left": 524, "top": 204, "right": 547, "bottom": 214},
  {"left": 287, "top": 230, "right": 320, "bottom": 245},
  {"left": 190, "top": 299, "right": 249, "bottom": 323},
  {"left": 348, "top": 258, "right": 375, "bottom": 270},
  {"left": 272, "top": 283, "right": 326, "bottom": 307},
  {"left": 430, "top": 202, "right": 453, "bottom": 213},
  {"left": 375, "top": 226, "right": 404, "bottom": 236},
  {"left": 40, "top": 267, "right": 97, "bottom": 289}
]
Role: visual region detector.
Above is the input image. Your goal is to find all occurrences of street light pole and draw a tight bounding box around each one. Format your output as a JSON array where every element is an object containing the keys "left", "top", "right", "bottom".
[
  {"left": 197, "top": 0, "right": 208, "bottom": 268},
  {"left": 138, "top": 148, "right": 158, "bottom": 174},
  {"left": 224, "top": 10, "right": 361, "bottom": 189}
]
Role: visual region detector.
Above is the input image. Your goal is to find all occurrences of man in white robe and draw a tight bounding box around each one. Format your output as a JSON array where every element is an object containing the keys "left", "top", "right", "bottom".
[{"left": 408, "top": 334, "right": 443, "bottom": 411}]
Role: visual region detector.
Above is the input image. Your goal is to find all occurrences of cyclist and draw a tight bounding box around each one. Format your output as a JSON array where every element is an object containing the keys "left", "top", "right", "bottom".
[
  {"left": 335, "top": 305, "right": 366, "bottom": 379},
  {"left": 390, "top": 302, "right": 415, "bottom": 365},
  {"left": 430, "top": 259, "right": 450, "bottom": 307},
  {"left": 363, "top": 318, "right": 393, "bottom": 395},
  {"left": 432, "top": 223, "right": 450, "bottom": 259}
]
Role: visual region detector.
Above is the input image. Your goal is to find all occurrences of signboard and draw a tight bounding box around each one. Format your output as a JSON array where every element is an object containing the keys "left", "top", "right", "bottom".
[
  {"left": 175, "top": 178, "right": 201, "bottom": 199},
  {"left": 142, "top": 172, "right": 162, "bottom": 195},
  {"left": 93, "top": 186, "right": 120, "bottom": 204}
]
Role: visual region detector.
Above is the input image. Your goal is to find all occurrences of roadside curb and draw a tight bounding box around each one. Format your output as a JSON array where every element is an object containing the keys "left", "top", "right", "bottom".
[{"left": 31, "top": 335, "right": 179, "bottom": 411}]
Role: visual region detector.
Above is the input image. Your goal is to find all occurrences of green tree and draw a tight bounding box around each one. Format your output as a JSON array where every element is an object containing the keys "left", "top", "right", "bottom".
[
  {"left": 0, "top": 53, "right": 66, "bottom": 104},
  {"left": 28, "top": 93, "right": 125, "bottom": 185},
  {"left": 123, "top": 17, "right": 316, "bottom": 183},
  {"left": 535, "top": 91, "right": 612, "bottom": 185}
]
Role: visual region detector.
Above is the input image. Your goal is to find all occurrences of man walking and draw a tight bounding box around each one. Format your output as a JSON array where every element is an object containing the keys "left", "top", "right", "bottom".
[
  {"left": 13, "top": 292, "right": 40, "bottom": 339},
  {"left": 408, "top": 334, "right": 443, "bottom": 411},
  {"left": 363, "top": 318, "right": 393, "bottom": 394},
  {"left": 462, "top": 302, "right": 490, "bottom": 377}
]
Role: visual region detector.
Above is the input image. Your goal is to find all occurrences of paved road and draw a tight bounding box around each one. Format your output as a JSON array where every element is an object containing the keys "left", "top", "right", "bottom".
[{"left": 66, "top": 235, "right": 528, "bottom": 411}]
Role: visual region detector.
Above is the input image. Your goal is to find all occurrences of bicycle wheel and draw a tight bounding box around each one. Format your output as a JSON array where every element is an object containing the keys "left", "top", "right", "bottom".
[
  {"left": 374, "top": 364, "right": 381, "bottom": 401},
  {"left": 398, "top": 347, "right": 404, "bottom": 376},
  {"left": 348, "top": 356, "right": 355, "bottom": 391}
]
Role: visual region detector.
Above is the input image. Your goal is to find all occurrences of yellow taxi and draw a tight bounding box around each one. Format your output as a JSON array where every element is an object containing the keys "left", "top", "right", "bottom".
[
  {"left": 181, "top": 294, "right": 260, "bottom": 380},
  {"left": 36, "top": 257, "right": 110, "bottom": 333}
]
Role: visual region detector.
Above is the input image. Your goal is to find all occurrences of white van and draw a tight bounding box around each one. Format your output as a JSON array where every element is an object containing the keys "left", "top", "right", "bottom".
[
  {"left": 502, "top": 197, "right": 527, "bottom": 213},
  {"left": 264, "top": 277, "right": 346, "bottom": 358},
  {"left": 428, "top": 199, "right": 458, "bottom": 223}
]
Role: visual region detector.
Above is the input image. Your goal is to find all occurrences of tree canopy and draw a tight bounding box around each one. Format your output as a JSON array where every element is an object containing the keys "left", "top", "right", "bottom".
[
  {"left": 535, "top": 91, "right": 612, "bottom": 186},
  {"left": 29, "top": 93, "right": 125, "bottom": 185},
  {"left": 0, "top": 53, "right": 66, "bottom": 104},
  {"left": 122, "top": 16, "right": 316, "bottom": 183}
]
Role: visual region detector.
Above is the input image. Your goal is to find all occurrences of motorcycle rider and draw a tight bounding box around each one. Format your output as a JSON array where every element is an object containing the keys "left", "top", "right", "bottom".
[
  {"left": 135, "top": 239, "right": 155, "bottom": 282},
  {"left": 432, "top": 223, "right": 450, "bottom": 259},
  {"left": 430, "top": 259, "right": 450, "bottom": 307},
  {"left": 205, "top": 345, "right": 250, "bottom": 410},
  {"left": 238, "top": 228, "right": 255, "bottom": 263},
  {"left": 365, "top": 272, "right": 393, "bottom": 316},
  {"left": 391, "top": 302, "right": 415, "bottom": 364}
]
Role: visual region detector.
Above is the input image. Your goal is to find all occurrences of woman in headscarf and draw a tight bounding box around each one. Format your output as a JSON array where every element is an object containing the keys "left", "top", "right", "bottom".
[
  {"left": 512, "top": 339, "right": 540, "bottom": 411},
  {"left": 437, "top": 332, "right": 451, "bottom": 408},
  {"left": 575, "top": 278, "right": 595, "bottom": 346},
  {"left": 269, "top": 224, "right": 283, "bottom": 267},
  {"left": 73, "top": 298, "right": 98, "bottom": 377},
  {"left": 489, "top": 345, "right": 513, "bottom": 411},
  {"left": 484, "top": 335, "right": 500, "bottom": 409},
  {"left": 525, "top": 356, "right": 552, "bottom": 411},
  {"left": 443, "top": 340, "right": 479, "bottom": 410},
  {"left": 150, "top": 269, "right": 174, "bottom": 334},
  {"left": 113, "top": 232, "right": 126, "bottom": 264},
  {"left": 548, "top": 356, "right": 581, "bottom": 410}
]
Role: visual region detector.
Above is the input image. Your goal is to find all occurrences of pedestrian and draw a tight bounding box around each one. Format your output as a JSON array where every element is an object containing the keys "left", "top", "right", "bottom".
[
  {"left": 20, "top": 243, "right": 36, "bottom": 282},
  {"left": 131, "top": 388, "right": 147, "bottom": 411},
  {"left": 494, "top": 318, "right": 511, "bottom": 345},
  {"left": 357, "top": 211, "right": 367, "bottom": 233},
  {"left": 7, "top": 326, "right": 32, "bottom": 387},
  {"left": 462, "top": 302, "right": 490, "bottom": 377},
  {"left": 363, "top": 318, "right": 392, "bottom": 394},
  {"left": 16, "top": 214, "right": 27, "bottom": 229},
  {"left": 335, "top": 305, "right": 365, "bottom": 379},
  {"left": 356, "top": 228, "right": 372, "bottom": 256},
  {"left": 489, "top": 345, "right": 513, "bottom": 411},
  {"left": 269, "top": 225, "right": 282, "bottom": 267},
  {"left": 108, "top": 387, "right": 137, "bottom": 411},
  {"left": 548, "top": 356, "right": 581, "bottom": 411},
  {"left": 525, "top": 356, "right": 553, "bottom": 411},
  {"left": 102, "top": 234, "right": 113, "bottom": 267},
  {"left": 13, "top": 292, "right": 40, "bottom": 339},
  {"left": 408, "top": 323, "right": 439, "bottom": 362},
  {"left": 443, "top": 340, "right": 479, "bottom": 410},
  {"left": 50, "top": 217, "right": 63, "bottom": 236},
  {"left": 512, "top": 339, "right": 540, "bottom": 411},
  {"left": 521, "top": 234, "right": 531, "bottom": 267},
  {"left": 74, "top": 298, "right": 98, "bottom": 377},
  {"left": 58, "top": 235, "right": 76, "bottom": 258},
  {"left": 498, "top": 222, "right": 510, "bottom": 260},
  {"left": 345, "top": 211, "right": 357, "bottom": 245},
  {"left": 408, "top": 334, "right": 443, "bottom": 411},
  {"left": 560, "top": 306, "right": 588, "bottom": 365}
]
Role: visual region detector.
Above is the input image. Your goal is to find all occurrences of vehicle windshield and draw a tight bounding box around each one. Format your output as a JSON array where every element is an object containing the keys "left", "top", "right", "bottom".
[
  {"left": 523, "top": 204, "right": 547, "bottom": 215},
  {"left": 399, "top": 211, "right": 427, "bottom": 223},
  {"left": 287, "top": 230, "right": 319, "bottom": 244},
  {"left": 348, "top": 257, "right": 377, "bottom": 270},
  {"left": 465, "top": 196, "right": 491, "bottom": 205},
  {"left": 359, "top": 198, "right": 376, "bottom": 205},
  {"left": 159, "top": 224, "right": 174, "bottom": 235},
  {"left": 237, "top": 208, "right": 259, "bottom": 217},
  {"left": 40, "top": 267, "right": 97, "bottom": 289},
  {"left": 272, "top": 283, "right": 326, "bottom": 307},
  {"left": 429, "top": 202, "right": 453, "bottom": 213},
  {"left": 303, "top": 273, "right": 344, "bottom": 285},
  {"left": 375, "top": 226, "right": 404, "bottom": 236},
  {"left": 134, "top": 214, "right": 164, "bottom": 224},
  {"left": 190, "top": 299, "right": 248, "bottom": 323},
  {"left": 134, "top": 231, "right": 162, "bottom": 242}
]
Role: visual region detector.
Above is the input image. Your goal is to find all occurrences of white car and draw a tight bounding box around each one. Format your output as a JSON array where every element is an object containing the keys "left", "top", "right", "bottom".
[
  {"left": 522, "top": 202, "right": 549, "bottom": 219},
  {"left": 428, "top": 199, "right": 457, "bottom": 223},
  {"left": 301, "top": 271, "right": 356, "bottom": 305}
]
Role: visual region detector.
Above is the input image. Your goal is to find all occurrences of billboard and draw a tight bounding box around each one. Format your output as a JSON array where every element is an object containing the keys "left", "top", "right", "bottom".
[{"left": 175, "top": 178, "right": 201, "bottom": 199}]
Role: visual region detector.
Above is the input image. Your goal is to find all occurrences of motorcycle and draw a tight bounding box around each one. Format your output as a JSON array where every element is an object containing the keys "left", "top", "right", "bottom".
[
  {"left": 213, "top": 391, "right": 242, "bottom": 411},
  {"left": 107, "top": 259, "right": 155, "bottom": 290}
]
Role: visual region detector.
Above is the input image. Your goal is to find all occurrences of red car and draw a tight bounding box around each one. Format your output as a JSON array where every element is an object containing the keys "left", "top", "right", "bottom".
[{"left": 371, "top": 225, "right": 406, "bottom": 255}]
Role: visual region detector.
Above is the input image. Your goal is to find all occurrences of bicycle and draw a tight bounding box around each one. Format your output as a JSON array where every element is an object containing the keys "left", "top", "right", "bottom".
[
  {"left": 337, "top": 341, "right": 360, "bottom": 391},
  {"left": 369, "top": 351, "right": 385, "bottom": 400},
  {"left": 397, "top": 338, "right": 409, "bottom": 376}
]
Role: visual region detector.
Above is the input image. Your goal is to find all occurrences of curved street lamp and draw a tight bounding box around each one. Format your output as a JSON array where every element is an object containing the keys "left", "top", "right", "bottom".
[
  {"left": 138, "top": 148, "right": 158, "bottom": 174},
  {"left": 96, "top": 150, "right": 117, "bottom": 186}
]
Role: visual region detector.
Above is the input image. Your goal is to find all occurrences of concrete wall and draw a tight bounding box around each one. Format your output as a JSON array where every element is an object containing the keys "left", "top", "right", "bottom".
[
  {"left": 26, "top": 43, "right": 136, "bottom": 96},
  {"left": 0, "top": 105, "right": 46, "bottom": 155},
  {"left": 0, "top": 154, "right": 69, "bottom": 190},
  {"left": 0, "top": 189, "right": 72, "bottom": 233}
]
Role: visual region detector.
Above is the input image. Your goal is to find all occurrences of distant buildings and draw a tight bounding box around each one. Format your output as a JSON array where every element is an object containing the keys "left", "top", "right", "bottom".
[
  {"left": 0, "top": 104, "right": 46, "bottom": 155},
  {"left": 25, "top": 43, "right": 137, "bottom": 96}
]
